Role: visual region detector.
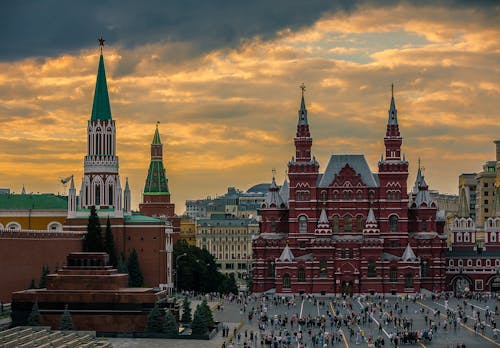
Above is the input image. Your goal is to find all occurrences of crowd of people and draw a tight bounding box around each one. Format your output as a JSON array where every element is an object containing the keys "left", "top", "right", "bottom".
[{"left": 202, "top": 291, "right": 500, "bottom": 348}]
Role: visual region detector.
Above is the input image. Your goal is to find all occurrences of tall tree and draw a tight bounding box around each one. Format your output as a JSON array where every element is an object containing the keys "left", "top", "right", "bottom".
[
  {"left": 145, "top": 303, "right": 163, "bottom": 333},
  {"left": 84, "top": 206, "right": 104, "bottom": 252},
  {"left": 28, "top": 279, "right": 36, "bottom": 289},
  {"left": 117, "top": 252, "right": 128, "bottom": 273},
  {"left": 104, "top": 217, "right": 117, "bottom": 266},
  {"left": 59, "top": 305, "right": 74, "bottom": 330},
  {"left": 199, "top": 299, "right": 214, "bottom": 327},
  {"left": 181, "top": 296, "right": 192, "bottom": 323},
  {"left": 38, "top": 265, "right": 50, "bottom": 289},
  {"left": 190, "top": 305, "right": 208, "bottom": 336},
  {"left": 127, "top": 249, "right": 144, "bottom": 287},
  {"left": 163, "top": 309, "right": 178, "bottom": 336},
  {"left": 27, "top": 302, "right": 41, "bottom": 326}
]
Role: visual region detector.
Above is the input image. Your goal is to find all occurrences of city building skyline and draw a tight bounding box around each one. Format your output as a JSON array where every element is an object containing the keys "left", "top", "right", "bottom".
[{"left": 0, "top": 2, "right": 499, "bottom": 211}]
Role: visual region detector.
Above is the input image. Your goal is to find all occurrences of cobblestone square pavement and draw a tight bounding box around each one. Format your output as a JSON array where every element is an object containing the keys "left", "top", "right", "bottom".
[{"left": 109, "top": 294, "right": 500, "bottom": 347}]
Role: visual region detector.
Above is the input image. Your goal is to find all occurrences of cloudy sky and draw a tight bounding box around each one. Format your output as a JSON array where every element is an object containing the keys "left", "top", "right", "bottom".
[{"left": 0, "top": 1, "right": 499, "bottom": 211}]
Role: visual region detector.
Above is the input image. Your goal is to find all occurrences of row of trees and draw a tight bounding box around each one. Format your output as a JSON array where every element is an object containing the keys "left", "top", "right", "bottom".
[
  {"left": 27, "top": 303, "right": 74, "bottom": 330},
  {"left": 83, "top": 206, "right": 117, "bottom": 266},
  {"left": 145, "top": 298, "right": 214, "bottom": 336},
  {"left": 84, "top": 206, "right": 144, "bottom": 287},
  {"left": 174, "top": 240, "right": 238, "bottom": 294}
]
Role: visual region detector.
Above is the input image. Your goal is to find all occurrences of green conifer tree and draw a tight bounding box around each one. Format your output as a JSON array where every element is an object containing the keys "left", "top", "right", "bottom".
[
  {"left": 59, "top": 305, "right": 74, "bottom": 330},
  {"left": 27, "top": 302, "right": 41, "bottom": 326},
  {"left": 84, "top": 206, "right": 104, "bottom": 252},
  {"left": 163, "top": 309, "right": 178, "bottom": 336},
  {"left": 127, "top": 249, "right": 144, "bottom": 287},
  {"left": 190, "top": 305, "right": 208, "bottom": 336},
  {"left": 181, "top": 296, "right": 192, "bottom": 323},
  {"left": 117, "top": 252, "right": 128, "bottom": 273},
  {"left": 145, "top": 303, "right": 164, "bottom": 333},
  {"left": 38, "top": 265, "right": 50, "bottom": 289},
  {"left": 199, "top": 298, "right": 214, "bottom": 327},
  {"left": 28, "top": 279, "right": 36, "bottom": 289},
  {"left": 104, "top": 216, "right": 117, "bottom": 266}
]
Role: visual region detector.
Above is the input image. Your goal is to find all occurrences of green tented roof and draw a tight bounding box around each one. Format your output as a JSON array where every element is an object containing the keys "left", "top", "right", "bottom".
[
  {"left": 91, "top": 53, "right": 112, "bottom": 121},
  {"left": 144, "top": 160, "right": 169, "bottom": 194},
  {"left": 0, "top": 194, "right": 68, "bottom": 210}
]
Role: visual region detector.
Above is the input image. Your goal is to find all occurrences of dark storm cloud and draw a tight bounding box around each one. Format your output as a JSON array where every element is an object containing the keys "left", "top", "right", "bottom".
[{"left": 1, "top": 0, "right": 497, "bottom": 62}]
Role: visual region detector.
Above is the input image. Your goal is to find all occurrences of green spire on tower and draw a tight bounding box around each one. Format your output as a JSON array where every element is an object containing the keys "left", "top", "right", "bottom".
[
  {"left": 152, "top": 122, "right": 162, "bottom": 145},
  {"left": 91, "top": 36, "right": 112, "bottom": 121},
  {"left": 144, "top": 125, "right": 169, "bottom": 194}
]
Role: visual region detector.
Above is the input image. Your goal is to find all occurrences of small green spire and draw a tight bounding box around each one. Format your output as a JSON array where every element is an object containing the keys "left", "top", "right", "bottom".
[
  {"left": 91, "top": 39, "right": 112, "bottom": 121},
  {"left": 152, "top": 122, "right": 162, "bottom": 145}
]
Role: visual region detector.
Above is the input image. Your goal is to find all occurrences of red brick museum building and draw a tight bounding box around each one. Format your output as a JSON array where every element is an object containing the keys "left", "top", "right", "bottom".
[{"left": 252, "top": 88, "right": 447, "bottom": 295}]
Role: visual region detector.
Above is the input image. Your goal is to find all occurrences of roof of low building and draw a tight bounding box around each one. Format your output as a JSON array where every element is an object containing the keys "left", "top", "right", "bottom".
[
  {"left": 0, "top": 193, "right": 68, "bottom": 210},
  {"left": 124, "top": 213, "right": 162, "bottom": 223},
  {"left": 247, "top": 183, "right": 271, "bottom": 193}
]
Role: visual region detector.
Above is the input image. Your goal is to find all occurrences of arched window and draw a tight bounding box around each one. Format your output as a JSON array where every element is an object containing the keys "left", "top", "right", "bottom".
[
  {"left": 421, "top": 259, "right": 430, "bottom": 277},
  {"left": 95, "top": 184, "right": 101, "bottom": 206},
  {"left": 405, "top": 274, "right": 414, "bottom": 288},
  {"left": 333, "top": 191, "right": 339, "bottom": 200},
  {"left": 390, "top": 267, "right": 397, "bottom": 282},
  {"left": 321, "top": 191, "right": 327, "bottom": 202},
  {"left": 356, "top": 215, "right": 364, "bottom": 232},
  {"left": 299, "top": 216, "right": 308, "bottom": 233},
  {"left": 356, "top": 190, "right": 363, "bottom": 200},
  {"left": 343, "top": 215, "right": 352, "bottom": 232},
  {"left": 48, "top": 222, "right": 62, "bottom": 232},
  {"left": 283, "top": 274, "right": 291, "bottom": 289},
  {"left": 367, "top": 259, "right": 376, "bottom": 277},
  {"left": 6, "top": 222, "right": 21, "bottom": 231},
  {"left": 298, "top": 268, "right": 306, "bottom": 282},
  {"left": 389, "top": 215, "right": 398, "bottom": 232},
  {"left": 319, "top": 259, "right": 327, "bottom": 277},
  {"left": 108, "top": 185, "right": 113, "bottom": 205},
  {"left": 331, "top": 215, "right": 339, "bottom": 233},
  {"left": 421, "top": 219, "right": 427, "bottom": 232},
  {"left": 270, "top": 219, "right": 276, "bottom": 233},
  {"left": 268, "top": 261, "right": 275, "bottom": 277},
  {"left": 368, "top": 190, "right": 375, "bottom": 202}
]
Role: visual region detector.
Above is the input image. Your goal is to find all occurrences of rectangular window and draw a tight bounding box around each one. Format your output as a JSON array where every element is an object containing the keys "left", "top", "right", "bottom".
[
  {"left": 390, "top": 268, "right": 397, "bottom": 283},
  {"left": 475, "top": 279, "right": 483, "bottom": 291}
]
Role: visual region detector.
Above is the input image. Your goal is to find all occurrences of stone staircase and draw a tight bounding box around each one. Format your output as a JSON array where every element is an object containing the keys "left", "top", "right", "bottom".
[{"left": 0, "top": 326, "right": 112, "bottom": 347}]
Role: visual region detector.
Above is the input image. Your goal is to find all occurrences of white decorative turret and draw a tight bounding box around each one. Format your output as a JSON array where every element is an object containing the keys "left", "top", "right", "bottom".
[
  {"left": 124, "top": 177, "right": 131, "bottom": 215},
  {"left": 363, "top": 208, "right": 380, "bottom": 235},
  {"left": 314, "top": 209, "right": 332, "bottom": 236},
  {"left": 401, "top": 243, "right": 418, "bottom": 262},
  {"left": 163, "top": 220, "right": 174, "bottom": 292},
  {"left": 68, "top": 176, "right": 77, "bottom": 217},
  {"left": 278, "top": 244, "right": 295, "bottom": 262}
]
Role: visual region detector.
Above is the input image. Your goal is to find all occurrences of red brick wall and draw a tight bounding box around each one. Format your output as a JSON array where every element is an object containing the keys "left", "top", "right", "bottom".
[{"left": 0, "top": 232, "right": 83, "bottom": 302}]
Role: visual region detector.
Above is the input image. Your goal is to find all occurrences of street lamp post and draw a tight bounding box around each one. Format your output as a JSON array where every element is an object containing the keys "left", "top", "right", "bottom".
[{"left": 175, "top": 253, "right": 187, "bottom": 295}]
